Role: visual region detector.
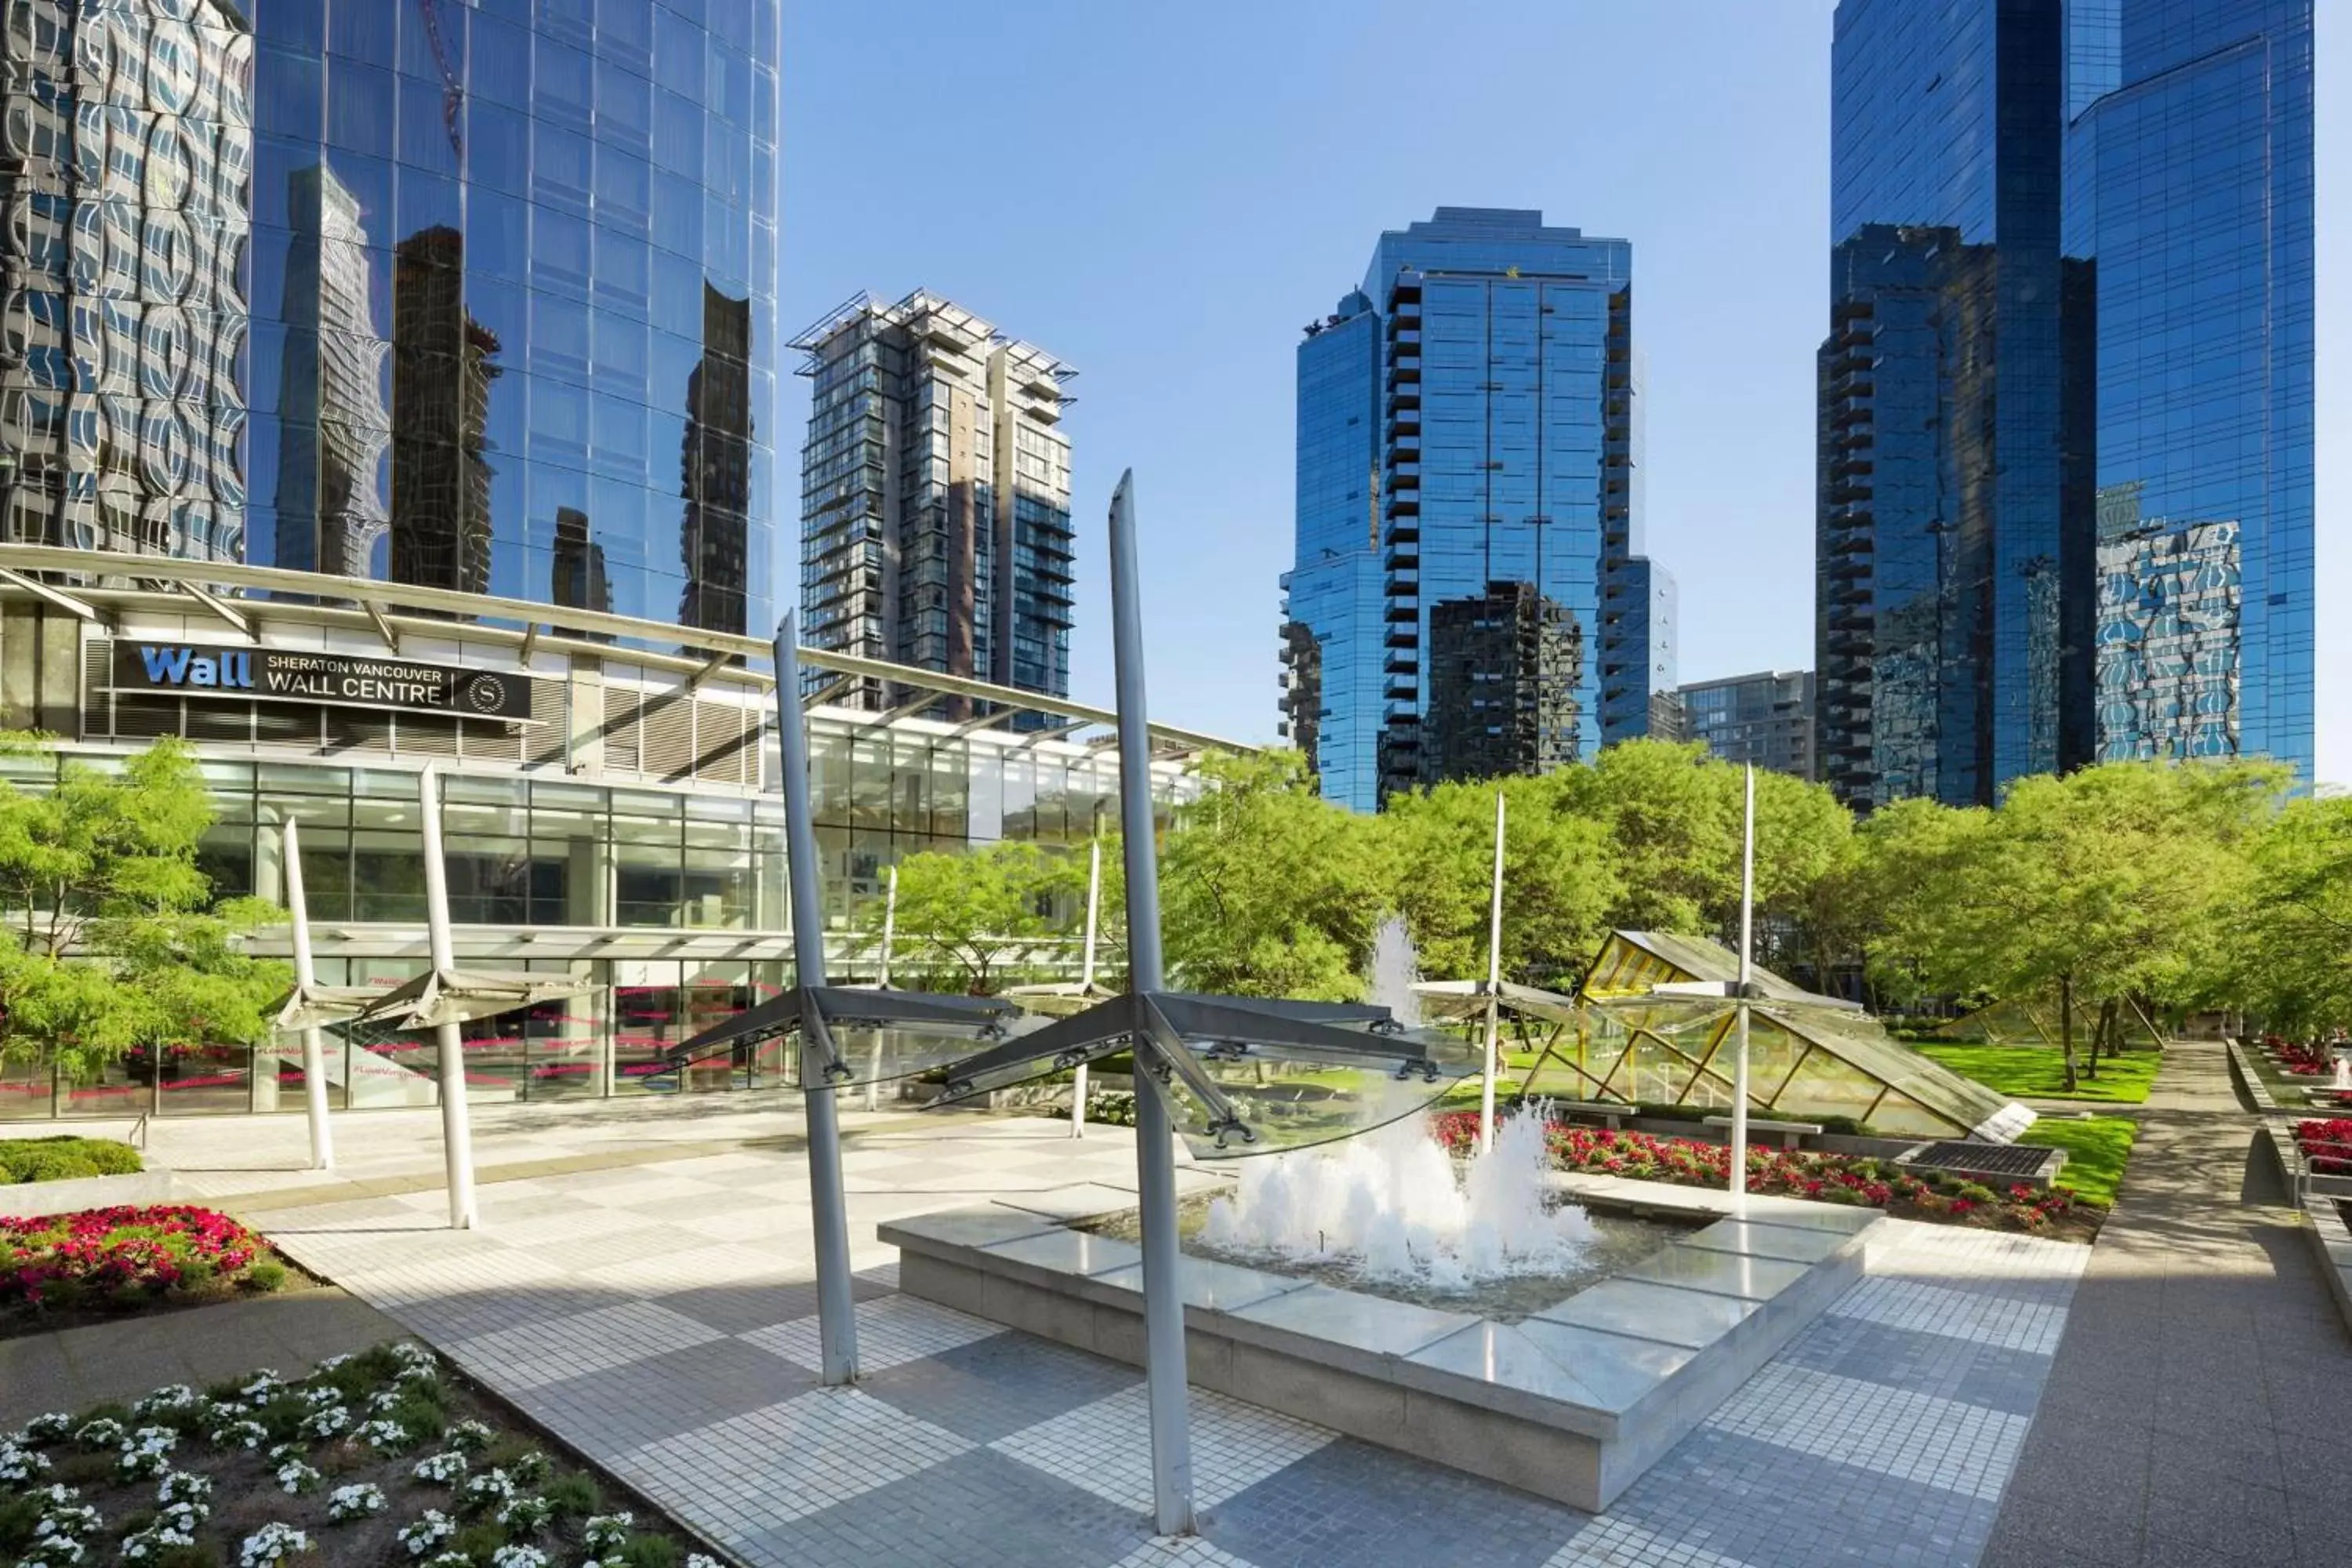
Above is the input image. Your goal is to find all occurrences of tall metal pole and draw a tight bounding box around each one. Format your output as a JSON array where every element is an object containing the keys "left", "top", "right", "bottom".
[
  {"left": 1072, "top": 838, "right": 1101, "bottom": 1139},
  {"left": 866, "top": 866, "right": 898, "bottom": 1111},
  {"left": 419, "top": 766, "right": 475, "bottom": 1229},
  {"left": 1730, "top": 765, "right": 1755, "bottom": 1210},
  {"left": 777, "top": 616, "right": 858, "bottom": 1385},
  {"left": 1479, "top": 790, "right": 1506, "bottom": 1153},
  {"left": 1108, "top": 470, "right": 1195, "bottom": 1536},
  {"left": 282, "top": 818, "right": 334, "bottom": 1171}
]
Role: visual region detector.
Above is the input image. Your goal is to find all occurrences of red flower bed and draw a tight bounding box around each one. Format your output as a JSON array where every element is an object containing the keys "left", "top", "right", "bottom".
[
  {"left": 2293, "top": 1119, "right": 2352, "bottom": 1175},
  {"left": 1428, "top": 1110, "right": 2085, "bottom": 1233},
  {"left": 2274, "top": 1039, "right": 2336, "bottom": 1076},
  {"left": 1, "top": 1203, "right": 278, "bottom": 1312}
]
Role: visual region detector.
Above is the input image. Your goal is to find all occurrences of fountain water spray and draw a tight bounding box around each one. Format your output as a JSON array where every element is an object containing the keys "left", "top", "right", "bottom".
[{"left": 1201, "top": 916, "right": 1596, "bottom": 1291}]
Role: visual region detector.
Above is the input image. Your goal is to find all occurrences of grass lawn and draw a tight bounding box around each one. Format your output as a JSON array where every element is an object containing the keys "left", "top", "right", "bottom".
[
  {"left": 1915, "top": 1041, "right": 2160, "bottom": 1104},
  {"left": 2016, "top": 1114, "right": 2138, "bottom": 1207}
]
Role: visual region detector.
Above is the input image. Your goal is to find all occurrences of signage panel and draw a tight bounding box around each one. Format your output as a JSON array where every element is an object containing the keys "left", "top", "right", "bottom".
[{"left": 108, "top": 642, "right": 534, "bottom": 722}]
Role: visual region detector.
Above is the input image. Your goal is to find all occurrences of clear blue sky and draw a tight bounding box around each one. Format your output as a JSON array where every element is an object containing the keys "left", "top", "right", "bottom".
[{"left": 782, "top": 2, "right": 2346, "bottom": 786}]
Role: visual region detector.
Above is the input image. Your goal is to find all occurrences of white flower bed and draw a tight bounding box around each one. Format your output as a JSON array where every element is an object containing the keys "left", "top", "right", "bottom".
[{"left": 0, "top": 1344, "right": 706, "bottom": 1566}]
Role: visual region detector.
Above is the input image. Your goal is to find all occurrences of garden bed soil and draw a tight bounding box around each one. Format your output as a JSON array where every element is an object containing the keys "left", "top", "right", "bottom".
[
  {"left": 0, "top": 1263, "right": 326, "bottom": 1342},
  {"left": 1, "top": 1341, "right": 723, "bottom": 1567}
]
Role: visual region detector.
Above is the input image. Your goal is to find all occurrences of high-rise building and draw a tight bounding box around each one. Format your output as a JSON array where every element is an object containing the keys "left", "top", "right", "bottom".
[
  {"left": 1284, "top": 209, "right": 1676, "bottom": 808},
  {"left": 0, "top": 1, "right": 781, "bottom": 632},
  {"left": 1819, "top": 0, "right": 2313, "bottom": 807},
  {"left": 1817, "top": 0, "right": 2074, "bottom": 813},
  {"left": 1679, "top": 670, "right": 1817, "bottom": 780},
  {"left": 2067, "top": 0, "right": 2314, "bottom": 776},
  {"left": 793, "top": 291, "right": 1076, "bottom": 712}
]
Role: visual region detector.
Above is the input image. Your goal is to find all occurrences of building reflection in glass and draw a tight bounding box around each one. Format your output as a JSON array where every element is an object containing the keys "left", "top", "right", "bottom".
[
  {"left": 0, "top": 2, "right": 254, "bottom": 561},
  {"left": 0, "top": 2, "right": 782, "bottom": 641}
]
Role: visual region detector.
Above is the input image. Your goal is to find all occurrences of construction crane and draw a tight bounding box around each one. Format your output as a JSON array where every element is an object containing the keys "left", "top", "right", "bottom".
[{"left": 414, "top": 0, "right": 465, "bottom": 160}]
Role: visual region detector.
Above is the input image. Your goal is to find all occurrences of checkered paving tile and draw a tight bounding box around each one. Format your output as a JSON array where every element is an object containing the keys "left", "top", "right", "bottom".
[
  {"left": 255, "top": 1120, "right": 2091, "bottom": 1568},
  {"left": 744, "top": 1293, "right": 1005, "bottom": 1374},
  {"left": 993, "top": 1383, "right": 1335, "bottom": 1514}
]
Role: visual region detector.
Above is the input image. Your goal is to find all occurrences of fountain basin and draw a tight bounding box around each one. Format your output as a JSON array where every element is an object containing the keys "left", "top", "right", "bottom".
[{"left": 880, "top": 1179, "right": 1882, "bottom": 1511}]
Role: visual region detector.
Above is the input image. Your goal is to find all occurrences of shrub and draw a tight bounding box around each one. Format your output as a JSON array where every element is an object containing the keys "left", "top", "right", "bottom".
[{"left": 0, "top": 1137, "right": 143, "bottom": 1185}]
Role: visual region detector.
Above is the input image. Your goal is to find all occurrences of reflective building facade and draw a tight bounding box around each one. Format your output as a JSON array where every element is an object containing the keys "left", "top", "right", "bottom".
[
  {"left": 1817, "top": 0, "right": 2074, "bottom": 811},
  {"left": 1285, "top": 209, "right": 1676, "bottom": 809},
  {"left": 1678, "top": 669, "right": 1816, "bottom": 780},
  {"left": 2066, "top": 0, "right": 2314, "bottom": 774},
  {"left": 1820, "top": 0, "right": 2314, "bottom": 808},
  {"left": 0, "top": 1, "right": 782, "bottom": 637},
  {"left": 795, "top": 291, "right": 1076, "bottom": 713}
]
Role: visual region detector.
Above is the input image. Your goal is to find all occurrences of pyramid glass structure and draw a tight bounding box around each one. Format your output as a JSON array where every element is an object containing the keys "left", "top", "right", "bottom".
[{"left": 1518, "top": 931, "right": 2034, "bottom": 1142}]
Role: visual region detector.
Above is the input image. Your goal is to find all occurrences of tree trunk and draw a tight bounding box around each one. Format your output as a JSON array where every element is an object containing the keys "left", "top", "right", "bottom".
[
  {"left": 2059, "top": 974, "right": 2079, "bottom": 1092},
  {"left": 2085, "top": 998, "right": 2117, "bottom": 1079}
]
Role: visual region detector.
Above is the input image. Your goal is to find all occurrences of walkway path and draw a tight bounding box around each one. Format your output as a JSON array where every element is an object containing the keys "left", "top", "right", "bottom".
[
  {"left": 0, "top": 1287, "right": 397, "bottom": 1428},
  {"left": 1980, "top": 1038, "right": 2352, "bottom": 1567}
]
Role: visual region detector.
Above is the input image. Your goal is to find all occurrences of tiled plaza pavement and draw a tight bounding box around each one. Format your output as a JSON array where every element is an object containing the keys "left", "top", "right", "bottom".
[
  {"left": 1980, "top": 1040, "right": 2352, "bottom": 1568},
  {"left": 250, "top": 1112, "right": 2093, "bottom": 1568}
]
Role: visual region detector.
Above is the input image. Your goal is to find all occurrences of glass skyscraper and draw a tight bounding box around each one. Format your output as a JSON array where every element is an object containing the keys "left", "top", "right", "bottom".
[
  {"left": 0, "top": 0, "right": 780, "bottom": 637},
  {"left": 1283, "top": 208, "right": 1675, "bottom": 810},
  {"left": 793, "top": 292, "right": 1076, "bottom": 714},
  {"left": 2067, "top": 0, "right": 2314, "bottom": 778},
  {"left": 1819, "top": 0, "right": 2313, "bottom": 808}
]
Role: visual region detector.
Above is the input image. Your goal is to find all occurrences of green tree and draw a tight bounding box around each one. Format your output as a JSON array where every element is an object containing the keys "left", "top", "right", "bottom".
[
  {"left": 2220, "top": 790, "right": 2352, "bottom": 1035},
  {"left": 1382, "top": 774, "right": 1619, "bottom": 988},
  {"left": 1857, "top": 760, "right": 2271, "bottom": 1088},
  {"left": 0, "top": 736, "right": 289, "bottom": 1079},
  {"left": 862, "top": 839, "right": 1075, "bottom": 993},
  {"left": 1159, "top": 750, "right": 1392, "bottom": 999}
]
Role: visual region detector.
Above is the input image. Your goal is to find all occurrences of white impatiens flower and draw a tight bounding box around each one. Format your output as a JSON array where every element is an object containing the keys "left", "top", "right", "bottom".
[
  {"left": 443, "top": 1418, "right": 493, "bottom": 1454},
  {"left": 156, "top": 1469, "right": 214, "bottom": 1508},
  {"left": 18, "top": 1412, "right": 73, "bottom": 1443},
  {"left": 419, "top": 1555, "right": 473, "bottom": 1568},
  {"left": 209, "top": 1417, "right": 267, "bottom": 1450},
  {"left": 311, "top": 1353, "right": 354, "bottom": 1374},
  {"left": 487, "top": 1546, "right": 549, "bottom": 1568},
  {"left": 686, "top": 1555, "right": 726, "bottom": 1568},
  {"left": 366, "top": 1388, "right": 404, "bottom": 1413},
  {"left": 354, "top": 1417, "right": 409, "bottom": 1451},
  {"left": 410, "top": 1449, "right": 468, "bottom": 1484},
  {"left": 325, "top": 1482, "right": 387, "bottom": 1523},
  {"left": 294, "top": 1404, "right": 350, "bottom": 1439},
  {"left": 237, "top": 1522, "right": 313, "bottom": 1566},
  {"left": 31, "top": 1490, "right": 100, "bottom": 1540},
  {"left": 396, "top": 1509, "right": 457, "bottom": 1558},
  {"left": 116, "top": 1427, "right": 179, "bottom": 1479},
  {"left": 16, "top": 1534, "right": 88, "bottom": 1564},
  {"left": 131, "top": 1386, "right": 200, "bottom": 1419},
  {"left": 582, "top": 1513, "right": 634, "bottom": 1553},
  {"left": 0, "top": 1439, "right": 50, "bottom": 1481},
  {"left": 70, "top": 1417, "right": 123, "bottom": 1450},
  {"left": 458, "top": 1466, "right": 517, "bottom": 1515},
  {"left": 273, "top": 1458, "right": 321, "bottom": 1495},
  {"left": 299, "top": 1386, "right": 343, "bottom": 1411},
  {"left": 495, "top": 1494, "right": 552, "bottom": 1533},
  {"left": 238, "top": 1371, "right": 285, "bottom": 1401}
]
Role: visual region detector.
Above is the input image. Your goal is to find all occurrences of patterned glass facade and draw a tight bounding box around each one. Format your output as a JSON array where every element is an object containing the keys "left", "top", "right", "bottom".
[
  {"left": 1821, "top": 0, "right": 2313, "bottom": 805},
  {"left": 0, "top": 0, "right": 781, "bottom": 639},
  {"left": 1285, "top": 209, "right": 1675, "bottom": 808},
  {"left": 2067, "top": 0, "right": 2314, "bottom": 775}
]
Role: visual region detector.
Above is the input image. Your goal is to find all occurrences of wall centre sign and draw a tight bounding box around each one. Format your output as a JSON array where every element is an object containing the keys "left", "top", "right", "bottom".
[{"left": 109, "top": 641, "right": 534, "bottom": 722}]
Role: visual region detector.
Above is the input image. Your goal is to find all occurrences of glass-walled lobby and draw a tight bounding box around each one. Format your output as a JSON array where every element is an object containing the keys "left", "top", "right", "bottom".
[{"left": 0, "top": 726, "right": 1185, "bottom": 1122}]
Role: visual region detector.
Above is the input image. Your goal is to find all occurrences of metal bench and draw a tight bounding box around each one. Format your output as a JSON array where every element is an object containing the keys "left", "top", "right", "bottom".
[
  {"left": 1704, "top": 1114, "right": 1824, "bottom": 1150},
  {"left": 1551, "top": 1098, "right": 1636, "bottom": 1131}
]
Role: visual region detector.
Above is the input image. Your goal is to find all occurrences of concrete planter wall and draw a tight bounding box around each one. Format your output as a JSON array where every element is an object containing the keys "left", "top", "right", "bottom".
[{"left": 0, "top": 1169, "right": 179, "bottom": 1218}]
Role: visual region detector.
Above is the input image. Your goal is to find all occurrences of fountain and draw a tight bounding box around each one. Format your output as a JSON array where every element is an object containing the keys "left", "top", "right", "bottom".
[{"left": 1196, "top": 919, "right": 1608, "bottom": 1298}]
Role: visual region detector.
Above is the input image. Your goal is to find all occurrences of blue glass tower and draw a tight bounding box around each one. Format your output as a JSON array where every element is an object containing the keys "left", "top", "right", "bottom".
[
  {"left": 1282, "top": 209, "right": 1674, "bottom": 808},
  {"left": 1817, "top": 0, "right": 2073, "bottom": 811},
  {"left": 1820, "top": 0, "right": 2314, "bottom": 808},
  {"left": 2067, "top": 1, "right": 2314, "bottom": 777}
]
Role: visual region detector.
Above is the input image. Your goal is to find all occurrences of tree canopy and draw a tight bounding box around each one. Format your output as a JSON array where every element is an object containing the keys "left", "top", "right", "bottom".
[{"left": 0, "top": 736, "right": 289, "bottom": 1078}]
